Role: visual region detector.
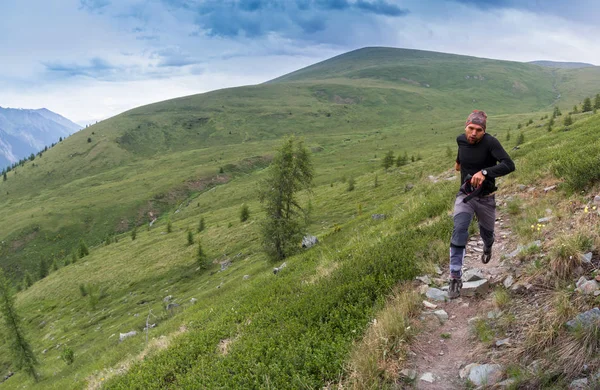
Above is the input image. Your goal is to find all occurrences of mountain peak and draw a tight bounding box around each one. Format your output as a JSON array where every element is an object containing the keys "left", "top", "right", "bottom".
[{"left": 0, "top": 107, "right": 81, "bottom": 167}]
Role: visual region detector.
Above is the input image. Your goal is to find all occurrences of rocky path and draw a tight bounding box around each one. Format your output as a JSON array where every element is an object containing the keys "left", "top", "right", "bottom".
[{"left": 404, "top": 202, "right": 514, "bottom": 389}]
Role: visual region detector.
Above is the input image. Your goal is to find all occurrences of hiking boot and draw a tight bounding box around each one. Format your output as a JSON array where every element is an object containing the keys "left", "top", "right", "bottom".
[
  {"left": 448, "top": 278, "right": 462, "bottom": 299},
  {"left": 481, "top": 246, "right": 492, "bottom": 264}
]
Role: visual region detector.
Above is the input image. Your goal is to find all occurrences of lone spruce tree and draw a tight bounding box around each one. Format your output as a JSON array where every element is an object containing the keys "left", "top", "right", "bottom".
[
  {"left": 259, "top": 137, "right": 313, "bottom": 260},
  {"left": 0, "top": 269, "right": 39, "bottom": 381}
]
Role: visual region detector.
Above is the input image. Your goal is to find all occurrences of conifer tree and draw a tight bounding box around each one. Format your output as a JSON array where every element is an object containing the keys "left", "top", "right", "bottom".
[
  {"left": 198, "top": 217, "right": 205, "bottom": 232},
  {"left": 582, "top": 97, "right": 592, "bottom": 112},
  {"left": 0, "top": 269, "right": 39, "bottom": 381},
  {"left": 78, "top": 239, "right": 89, "bottom": 258},
  {"left": 131, "top": 227, "right": 137, "bottom": 241},
  {"left": 382, "top": 150, "right": 395, "bottom": 171},
  {"left": 187, "top": 231, "right": 194, "bottom": 246},
  {"left": 396, "top": 152, "right": 408, "bottom": 167},
  {"left": 38, "top": 258, "right": 48, "bottom": 279},
  {"left": 197, "top": 241, "right": 208, "bottom": 268},
  {"left": 259, "top": 137, "right": 313, "bottom": 260},
  {"left": 515, "top": 132, "right": 525, "bottom": 146},
  {"left": 573, "top": 105, "right": 578, "bottom": 114},
  {"left": 564, "top": 114, "right": 573, "bottom": 126},
  {"left": 594, "top": 94, "right": 600, "bottom": 110},
  {"left": 22, "top": 272, "right": 33, "bottom": 289}
]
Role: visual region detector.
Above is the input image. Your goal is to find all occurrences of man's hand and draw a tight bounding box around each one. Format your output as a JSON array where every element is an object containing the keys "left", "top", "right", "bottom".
[
  {"left": 455, "top": 162, "right": 460, "bottom": 171},
  {"left": 470, "top": 171, "right": 486, "bottom": 188}
]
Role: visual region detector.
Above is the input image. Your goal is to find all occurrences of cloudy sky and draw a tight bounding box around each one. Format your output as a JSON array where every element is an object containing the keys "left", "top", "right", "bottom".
[{"left": 2, "top": 0, "right": 600, "bottom": 125}]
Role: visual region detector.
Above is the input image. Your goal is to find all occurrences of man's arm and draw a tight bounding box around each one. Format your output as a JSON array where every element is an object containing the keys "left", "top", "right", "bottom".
[
  {"left": 485, "top": 138, "right": 515, "bottom": 178},
  {"left": 455, "top": 162, "right": 460, "bottom": 171}
]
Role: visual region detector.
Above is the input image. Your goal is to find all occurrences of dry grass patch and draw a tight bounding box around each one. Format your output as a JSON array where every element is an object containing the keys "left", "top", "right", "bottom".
[
  {"left": 548, "top": 231, "right": 590, "bottom": 280},
  {"left": 85, "top": 325, "right": 188, "bottom": 389},
  {"left": 343, "top": 285, "right": 421, "bottom": 389}
]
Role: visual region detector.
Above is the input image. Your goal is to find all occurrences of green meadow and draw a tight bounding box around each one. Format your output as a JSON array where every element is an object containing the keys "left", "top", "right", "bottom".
[{"left": 1, "top": 47, "right": 600, "bottom": 388}]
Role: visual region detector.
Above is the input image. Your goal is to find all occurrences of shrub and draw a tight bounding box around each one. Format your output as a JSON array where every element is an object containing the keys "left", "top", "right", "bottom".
[
  {"left": 553, "top": 144, "right": 600, "bottom": 190},
  {"left": 198, "top": 217, "right": 205, "bottom": 232},
  {"left": 187, "top": 231, "right": 194, "bottom": 246},
  {"left": 240, "top": 204, "right": 250, "bottom": 222},
  {"left": 61, "top": 346, "right": 75, "bottom": 365},
  {"left": 79, "top": 283, "right": 88, "bottom": 297},
  {"left": 167, "top": 219, "right": 172, "bottom": 233},
  {"left": 347, "top": 177, "right": 355, "bottom": 192},
  {"left": 131, "top": 227, "right": 137, "bottom": 241}
]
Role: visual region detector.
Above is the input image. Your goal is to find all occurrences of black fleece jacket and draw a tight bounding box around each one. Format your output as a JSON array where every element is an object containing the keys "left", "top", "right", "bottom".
[{"left": 456, "top": 133, "right": 515, "bottom": 194}]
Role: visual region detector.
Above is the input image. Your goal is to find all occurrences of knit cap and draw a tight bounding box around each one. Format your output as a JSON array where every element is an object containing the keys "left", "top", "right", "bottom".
[{"left": 465, "top": 110, "right": 487, "bottom": 130}]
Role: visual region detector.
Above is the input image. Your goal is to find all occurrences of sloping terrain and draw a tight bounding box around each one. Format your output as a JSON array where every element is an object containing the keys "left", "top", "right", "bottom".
[{"left": 1, "top": 47, "right": 600, "bottom": 389}]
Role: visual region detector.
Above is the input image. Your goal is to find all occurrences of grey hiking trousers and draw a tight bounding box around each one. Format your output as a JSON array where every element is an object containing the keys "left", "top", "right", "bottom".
[{"left": 450, "top": 192, "right": 496, "bottom": 278}]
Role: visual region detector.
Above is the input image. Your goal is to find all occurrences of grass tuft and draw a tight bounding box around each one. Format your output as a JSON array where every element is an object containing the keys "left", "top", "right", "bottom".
[{"left": 344, "top": 286, "right": 421, "bottom": 389}]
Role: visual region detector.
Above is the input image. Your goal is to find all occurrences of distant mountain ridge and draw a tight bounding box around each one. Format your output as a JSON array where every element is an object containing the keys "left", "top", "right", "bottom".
[
  {"left": 529, "top": 60, "right": 596, "bottom": 69},
  {"left": 0, "top": 106, "right": 81, "bottom": 168}
]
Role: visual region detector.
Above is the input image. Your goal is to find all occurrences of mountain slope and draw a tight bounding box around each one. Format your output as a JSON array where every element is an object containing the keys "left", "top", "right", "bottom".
[
  {"left": 1, "top": 46, "right": 600, "bottom": 388},
  {"left": 3, "top": 47, "right": 600, "bottom": 282},
  {"left": 0, "top": 107, "right": 81, "bottom": 167}
]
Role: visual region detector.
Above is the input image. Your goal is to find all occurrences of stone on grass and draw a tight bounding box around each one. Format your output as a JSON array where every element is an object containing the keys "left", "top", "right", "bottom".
[
  {"left": 434, "top": 310, "right": 449, "bottom": 324},
  {"left": 495, "top": 338, "right": 510, "bottom": 347},
  {"left": 371, "top": 214, "right": 386, "bottom": 220},
  {"left": 568, "top": 378, "right": 588, "bottom": 390},
  {"left": 503, "top": 275, "right": 514, "bottom": 288},
  {"left": 416, "top": 275, "right": 432, "bottom": 285},
  {"left": 461, "top": 279, "right": 489, "bottom": 297},
  {"left": 468, "top": 364, "right": 503, "bottom": 386},
  {"left": 566, "top": 307, "right": 600, "bottom": 330},
  {"left": 434, "top": 265, "right": 443, "bottom": 275},
  {"left": 511, "top": 283, "right": 525, "bottom": 294},
  {"left": 576, "top": 276, "right": 588, "bottom": 289},
  {"left": 423, "top": 300, "right": 437, "bottom": 309},
  {"left": 302, "top": 235, "right": 318, "bottom": 248},
  {"left": 119, "top": 331, "right": 137, "bottom": 342},
  {"left": 400, "top": 369, "right": 417, "bottom": 381},
  {"left": 163, "top": 295, "right": 172, "bottom": 302},
  {"left": 243, "top": 275, "right": 250, "bottom": 280},
  {"left": 459, "top": 363, "right": 479, "bottom": 379},
  {"left": 190, "top": 298, "right": 197, "bottom": 304},
  {"left": 220, "top": 260, "right": 232, "bottom": 271},
  {"left": 581, "top": 252, "right": 593, "bottom": 264},
  {"left": 517, "top": 184, "right": 526, "bottom": 191},
  {"left": 537, "top": 217, "right": 552, "bottom": 223},
  {"left": 273, "top": 262, "right": 287, "bottom": 274},
  {"left": 577, "top": 280, "right": 599, "bottom": 295},
  {"left": 420, "top": 372, "right": 435, "bottom": 383},
  {"left": 463, "top": 268, "right": 484, "bottom": 282},
  {"left": 426, "top": 288, "right": 448, "bottom": 302},
  {"left": 544, "top": 185, "right": 557, "bottom": 192}
]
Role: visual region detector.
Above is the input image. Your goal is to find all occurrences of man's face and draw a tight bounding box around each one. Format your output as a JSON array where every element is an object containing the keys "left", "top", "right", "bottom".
[{"left": 465, "top": 123, "right": 485, "bottom": 144}]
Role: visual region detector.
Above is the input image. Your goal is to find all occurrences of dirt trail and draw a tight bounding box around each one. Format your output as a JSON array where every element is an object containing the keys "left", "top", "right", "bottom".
[{"left": 407, "top": 198, "right": 513, "bottom": 389}]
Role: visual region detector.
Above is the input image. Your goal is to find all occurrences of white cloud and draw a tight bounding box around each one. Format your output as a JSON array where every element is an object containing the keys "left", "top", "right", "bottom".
[{"left": 2, "top": 0, "right": 600, "bottom": 124}]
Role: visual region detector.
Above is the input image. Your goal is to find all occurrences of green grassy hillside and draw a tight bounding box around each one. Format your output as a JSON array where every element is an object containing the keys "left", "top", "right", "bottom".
[
  {"left": 1, "top": 47, "right": 600, "bottom": 388},
  {"left": 4, "top": 47, "right": 598, "bottom": 282}
]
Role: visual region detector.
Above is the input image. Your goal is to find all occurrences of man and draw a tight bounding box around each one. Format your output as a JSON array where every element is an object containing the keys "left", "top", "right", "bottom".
[{"left": 449, "top": 110, "right": 515, "bottom": 299}]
